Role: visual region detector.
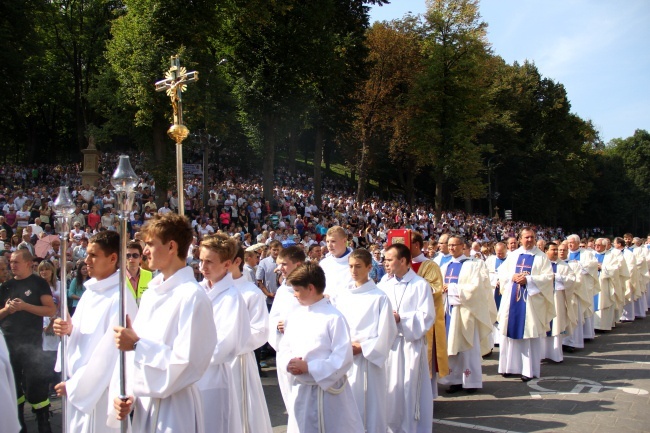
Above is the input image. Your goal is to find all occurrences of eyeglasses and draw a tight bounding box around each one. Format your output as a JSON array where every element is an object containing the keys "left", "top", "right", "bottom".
[{"left": 126, "top": 253, "right": 140, "bottom": 259}]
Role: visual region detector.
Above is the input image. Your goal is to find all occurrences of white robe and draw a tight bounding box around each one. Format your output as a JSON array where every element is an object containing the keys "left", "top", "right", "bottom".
[
  {"left": 60, "top": 272, "right": 138, "bottom": 433},
  {"left": 438, "top": 257, "right": 496, "bottom": 389},
  {"left": 268, "top": 283, "right": 301, "bottom": 410},
  {"left": 0, "top": 332, "right": 20, "bottom": 433},
  {"left": 231, "top": 276, "right": 273, "bottom": 433},
  {"left": 497, "top": 247, "right": 554, "bottom": 378},
  {"left": 278, "top": 297, "right": 363, "bottom": 433},
  {"left": 319, "top": 249, "right": 354, "bottom": 300},
  {"left": 331, "top": 280, "right": 397, "bottom": 433},
  {"left": 542, "top": 261, "right": 576, "bottom": 362},
  {"left": 378, "top": 270, "right": 434, "bottom": 433},
  {"left": 594, "top": 251, "right": 619, "bottom": 330},
  {"left": 122, "top": 266, "right": 217, "bottom": 433},
  {"left": 198, "top": 273, "right": 250, "bottom": 433}
]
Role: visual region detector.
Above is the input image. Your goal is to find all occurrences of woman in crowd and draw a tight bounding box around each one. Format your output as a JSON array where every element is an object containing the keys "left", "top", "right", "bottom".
[
  {"left": 39, "top": 260, "right": 60, "bottom": 394},
  {"left": 67, "top": 260, "right": 89, "bottom": 316}
]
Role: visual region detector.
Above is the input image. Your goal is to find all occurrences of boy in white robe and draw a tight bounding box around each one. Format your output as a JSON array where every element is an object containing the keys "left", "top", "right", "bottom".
[
  {"left": 319, "top": 226, "right": 354, "bottom": 300},
  {"left": 331, "top": 249, "right": 397, "bottom": 433},
  {"left": 197, "top": 234, "right": 251, "bottom": 433},
  {"left": 113, "top": 213, "right": 217, "bottom": 433},
  {"left": 229, "top": 246, "right": 273, "bottom": 433},
  {"left": 54, "top": 231, "right": 138, "bottom": 433},
  {"left": 378, "top": 243, "right": 435, "bottom": 433},
  {"left": 278, "top": 262, "right": 363, "bottom": 433},
  {"left": 267, "top": 245, "right": 306, "bottom": 411}
]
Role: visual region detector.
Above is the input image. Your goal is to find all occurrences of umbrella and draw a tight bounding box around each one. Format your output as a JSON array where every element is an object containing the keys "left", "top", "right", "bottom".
[{"left": 35, "top": 234, "right": 60, "bottom": 258}]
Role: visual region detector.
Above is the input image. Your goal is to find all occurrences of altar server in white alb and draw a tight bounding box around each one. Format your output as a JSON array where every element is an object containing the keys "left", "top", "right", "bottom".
[
  {"left": 438, "top": 236, "right": 496, "bottom": 394},
  {"left": 378, "top": 243, "right": 434, "bottom": 433},
  {"left": 267, "top": 246, "right": 306, "bottom": 411},
  {"left": 113, "top": 213, "right": 217, "bottom": 433},
  {"left": 319, "top": 226, "right": 354, "bottom": 300},
  {"left": 278, "top": 262, "right": 363, "bottom": 433},
  {"left": 542, "top": 242, "right": 577, "bottom": 363},
  {"left": 53, "top": 231, "right": 138, "bottom": 433},
  {"left": 228, "top": 245, "right": 273, "bottom": 433},
  {"left": 497, "top": 227, "right": 555, "bottom": 381},
  {"left": 331, "top": 249, "right": 397, "bottom": 433},
  {"left": 593, "top": 238, "right": 620, "bottom": 331},
  {"left": 197, "top": 233, "right": 252, "bottom": 433}
]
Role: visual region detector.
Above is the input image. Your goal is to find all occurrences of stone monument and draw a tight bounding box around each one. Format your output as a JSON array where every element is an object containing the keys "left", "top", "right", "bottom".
[{"left": 80, "top": 136, "right": 101, "bottom": 186}]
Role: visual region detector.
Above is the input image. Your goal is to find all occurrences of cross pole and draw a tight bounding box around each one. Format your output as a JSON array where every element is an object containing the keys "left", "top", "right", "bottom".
[{"left": 155, "top": 55, "right": 198, "bottom": 216}]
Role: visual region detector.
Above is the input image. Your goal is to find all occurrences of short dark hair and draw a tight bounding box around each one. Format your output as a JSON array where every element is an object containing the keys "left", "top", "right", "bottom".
[
  {"left": 269, "top": 240, "right": 283, "bottom": 249},
  {"left": 411, "top": 231, "right": 424, "bottom": 249},
  {"left": 386, "top": 243, "right": 411, "bottom": 263},
  {"left": 127, "top": 241, "right": 143, "bottom": 255},
  {"left": 278, "top": 245, "right": 306, "bottom": 263},
  {"left": 544, "top": 241, "right": 558, "bottom": 252},
  {"left": 89, "top": 230, "right": 120, "bottom": 259},
  {"left": 286, "top": 262, "right": 326, "bottom": 294},
  {"left": 349, "top": 248, "right": 372, "bottom": 267}
]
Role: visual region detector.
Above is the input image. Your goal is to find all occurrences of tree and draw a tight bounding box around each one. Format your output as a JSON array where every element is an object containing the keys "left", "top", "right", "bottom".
[{"left": 411, "top": 0, "right": 493, "bottom": 215}]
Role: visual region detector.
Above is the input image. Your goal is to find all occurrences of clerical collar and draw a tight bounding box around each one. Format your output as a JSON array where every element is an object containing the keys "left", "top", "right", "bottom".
[
  {"left": 450, "top": 254, "right": 467, "bottom": 263},
  {"left": 412, "top": 253, "right": 427, "bottom": 263}
]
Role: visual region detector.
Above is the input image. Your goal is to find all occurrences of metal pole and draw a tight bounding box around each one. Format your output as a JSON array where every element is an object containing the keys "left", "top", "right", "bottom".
[
  {"left": 111, "top": 155, "right": 138, "bottom": 433},
  {"left": 59, "top": 233, "right": 69, "bottom": 432},
  {"left": 53, "top": 185, "right": 75, "bottom": 433},
  {"left": 202, "top": 136, "right": 208, "bottom": 213},
  {"left": 488, "top": 160, "right": 493, "bottom": 219},
  {"left": 176, "top": 142, "right": 184, "bottom": 216}
]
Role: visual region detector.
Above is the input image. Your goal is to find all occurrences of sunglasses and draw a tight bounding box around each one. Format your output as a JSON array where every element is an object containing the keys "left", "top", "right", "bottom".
[{"left": 126, "top": 253, "right": 141, "bottom": 259}]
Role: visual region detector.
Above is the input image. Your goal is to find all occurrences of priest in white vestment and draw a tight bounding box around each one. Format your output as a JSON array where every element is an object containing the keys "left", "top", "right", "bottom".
[
  {"left": 54, "top": 231, "right": 138, "bottom": 433},
  {"left": 616, "top": 236, "right": 639, "bottom": 321},
  {"left": 197, "top": 235, "right": 251, "bottom": 433},
  {"left": 279, "top": 262, "right": 363, "bottom": 433},
  {"left": 438, "top": 236, "right": 496, "bottom": 393},
  {"left": 485, "top": 242, "right": 508, "bottom": 348},
  {"left": 229, "top": 247, "right": 273, "bottom": 433},
  {"left": 560, "top": 241, "right": 590, "bottom": 350},
  {"left": 542, "top": 242, "right": 577, "bottom": 363},
  {"left": 378, "top": 243, "right": 434, "bottom": 433},
  {"left": 331, "top": 249, "right": 397, "bottom": 433},
  {"left": 113, "top": 213, "right": 218, "bottom": 433},
  {"left": 497, "top": 228, "right": 554, "bottom": 381},
  {"left": 566, "top": 234, "right": 600, "bottom": 340},
  {"left": 593, "top": 239, "right": 619, "bottom": 331},
  {"left": 632, "top": 238, "right": 649, "bottom": 316}
]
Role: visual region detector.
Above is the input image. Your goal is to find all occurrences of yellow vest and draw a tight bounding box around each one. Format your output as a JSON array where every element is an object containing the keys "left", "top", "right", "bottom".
[{"left": 127, "top": 269, "right": 153, "bottom": 305}]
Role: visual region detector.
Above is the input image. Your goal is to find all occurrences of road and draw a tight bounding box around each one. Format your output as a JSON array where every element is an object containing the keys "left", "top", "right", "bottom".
[{"left": 29, "top": 313, "right": 650, "bottom": 432}]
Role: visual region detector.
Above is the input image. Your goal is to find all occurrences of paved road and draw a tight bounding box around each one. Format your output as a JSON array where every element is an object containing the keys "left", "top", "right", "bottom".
[{"left": 29, "top": 313, "right": 650, "bottom": 432}]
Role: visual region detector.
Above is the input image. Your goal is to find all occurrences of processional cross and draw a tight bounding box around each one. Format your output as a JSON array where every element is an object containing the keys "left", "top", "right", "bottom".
[{"left": 155, "top": 55, "right": 198, "bottom": 216}]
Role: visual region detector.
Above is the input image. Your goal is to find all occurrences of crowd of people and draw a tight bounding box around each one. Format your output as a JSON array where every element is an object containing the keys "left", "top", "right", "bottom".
[{"left": 0, "top": 153, "right": 649, "bottom": 433}]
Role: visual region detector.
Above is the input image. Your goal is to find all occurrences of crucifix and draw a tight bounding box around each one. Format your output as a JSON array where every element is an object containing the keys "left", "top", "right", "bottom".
[{"left": 155, "top": 55, "right": 198, "bottom": 216}]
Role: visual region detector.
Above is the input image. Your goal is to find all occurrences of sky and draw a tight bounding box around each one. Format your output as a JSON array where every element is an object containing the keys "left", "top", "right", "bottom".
[{"left": 369, "top": 0, "right": 650, "bottom": 143}]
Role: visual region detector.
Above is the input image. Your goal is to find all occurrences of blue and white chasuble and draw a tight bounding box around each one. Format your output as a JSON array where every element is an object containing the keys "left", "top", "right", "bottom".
[{"left": 506, "top": 254, "right": 535, "bottom": 339}]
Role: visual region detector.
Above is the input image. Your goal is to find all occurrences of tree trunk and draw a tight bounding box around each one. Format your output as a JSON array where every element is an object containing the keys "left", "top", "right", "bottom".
[
  {"left": 287, "top": 131, "right": 298, "bottom": 174},
  {"left": 323, "top": 137, "right": 331, "bottom": 173},
  {"left": 406, "top": 169, "right": 415, "bottom": 207},
  {"left": 313, "top": 124, "right": 323, "bottom": 207},
  {"left": 262, "top": 113, "right": 276, "bottom": 203},
  {"left": 464, "top": 197, "right": 472, "bottom": 213},
  {"left": 356, "top": 137, "right": 369, "bottom": 203},
  {"left": 434, "top": 168, "right": 444, "bottom": 219}
]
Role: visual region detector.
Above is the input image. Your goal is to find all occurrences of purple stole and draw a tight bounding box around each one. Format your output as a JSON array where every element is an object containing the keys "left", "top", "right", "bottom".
[
  {"left": 444, "top": 261, "right": 464, "bottom": 337},
  {"left": 595, "top": 252, "right": 605, "bottom": 311},
  {"left": 506, "top": 253, "right": 535, "bottom": 339}
]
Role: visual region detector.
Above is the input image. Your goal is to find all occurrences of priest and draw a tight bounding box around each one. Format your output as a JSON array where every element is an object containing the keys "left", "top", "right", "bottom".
[{"left": 497, "top": 227, "right": 554, "bottom": 381}]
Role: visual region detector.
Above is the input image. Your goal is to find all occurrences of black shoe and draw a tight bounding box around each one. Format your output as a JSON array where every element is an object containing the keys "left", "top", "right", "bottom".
[
  {"left": 482, "top": 349, "right": 493, "bottom": 359},
  {"left": 466, "top": 388, "right": 479, "bottom": 394},
  {"left": 562, "top": 345, "right": 575, "bottom": 353},
  {"left": 445, "top": 384, "right": 463, "bottom": 394},
  {"left": 501, "top": 373, "right": 517, "bottom": 378},
  {"left": 521, "top": 375, "right": 533, "bottom": 382}
]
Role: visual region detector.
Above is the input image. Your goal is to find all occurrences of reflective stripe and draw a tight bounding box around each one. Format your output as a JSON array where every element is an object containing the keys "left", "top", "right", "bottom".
[
  {"left": 17, "top": 395, "right": 25, "bottom": 405},
  {"left": 31, "top": 399, "right": 50, "bottom": 410}
]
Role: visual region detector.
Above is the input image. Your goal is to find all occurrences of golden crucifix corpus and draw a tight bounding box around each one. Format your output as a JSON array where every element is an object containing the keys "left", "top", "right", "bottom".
[{"left": 155, "top": 55, "right": 198, "bottom": 216}]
